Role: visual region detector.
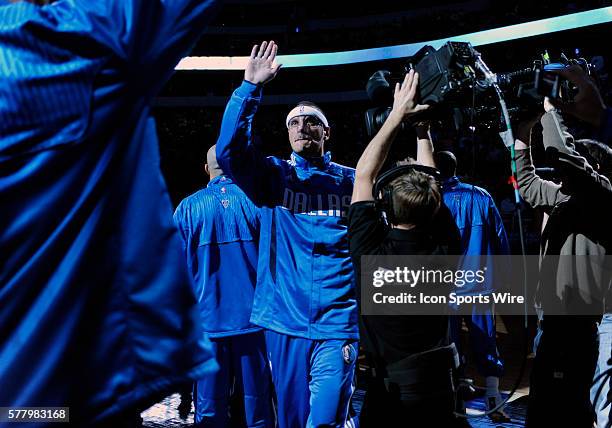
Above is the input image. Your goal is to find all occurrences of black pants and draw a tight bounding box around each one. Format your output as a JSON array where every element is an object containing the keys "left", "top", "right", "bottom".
[
  {"left": 360, "top": 375, "right": 466, "bottom": 427},
  {"left": 526, "top": 316, "right": 598, "bottom": 428},
  {"left": 360, "top": 345, "right": 465, "bottom": 427}
]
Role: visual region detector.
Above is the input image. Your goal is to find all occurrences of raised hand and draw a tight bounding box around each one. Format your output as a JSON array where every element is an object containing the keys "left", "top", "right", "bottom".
[
  {"left": 245, "top": 41, "right": 282, "bottom": 86},
  {"left": 548, "top": 65, "right": 606, "bottom": 127},
  {"left": 390, "top": 69, "right": 430, "bottom": 120},
  {"left": 544, "top": 96, "right": 556, "bottom": 113}
]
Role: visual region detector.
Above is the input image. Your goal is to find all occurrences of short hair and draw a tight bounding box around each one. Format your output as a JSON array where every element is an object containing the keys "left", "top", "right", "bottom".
[
  {"left": 574, "top": 139, "right": 612, "bottom": 178},
  {"left": 434, "top": 151, "right": 457, "bottom": 179},
  {"left": 389, "top": 170, "right": 441, "bottom": 226}
]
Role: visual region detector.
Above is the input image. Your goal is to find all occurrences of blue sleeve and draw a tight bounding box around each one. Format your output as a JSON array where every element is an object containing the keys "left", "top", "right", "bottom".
[
  {"left": 173, "top": 202, "right": 197, "bottom": 279},
  {"left": 173, "top": 204, "right": 189, "bottom": 247},
  {"left": 216, "top": 80, "right": 284, "bottom": 205},
  {"left": 488, "top": 198, "right": 510, "bottom": 256},
  {"left": 48, "top": 0, "right": 220, "bottom": 93}
]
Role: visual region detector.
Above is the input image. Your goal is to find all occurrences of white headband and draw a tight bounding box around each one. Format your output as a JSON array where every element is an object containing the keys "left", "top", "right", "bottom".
[{"left": 286, "top": 105, "right": 329, "bottom": 128}]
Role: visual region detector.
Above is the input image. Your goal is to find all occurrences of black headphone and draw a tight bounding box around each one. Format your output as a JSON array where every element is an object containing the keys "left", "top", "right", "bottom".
[{"left": 373, "top": 164, "right": 442, "bottom": 225}]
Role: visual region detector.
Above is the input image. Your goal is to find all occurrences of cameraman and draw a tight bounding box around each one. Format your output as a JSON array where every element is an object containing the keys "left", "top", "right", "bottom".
[
  {"left": 349, "top": 70, "right": 464, "bottom": 426},
  {"left": 515, "top": 99, "right": 612, "bottom": 428}
]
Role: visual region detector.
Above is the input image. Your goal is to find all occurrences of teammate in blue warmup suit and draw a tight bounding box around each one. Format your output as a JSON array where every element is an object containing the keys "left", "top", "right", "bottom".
[
  {"left": 0, "top": 0, "right": 219, "bottom": 425},
  {"left": 435, "top": 151, "right": 510, "bottom": 419},
  {"left": 174, "top": 146, "right": 273, "bottom": 428},
  {"left": 216, "top": 41, "right": 359, "bottom": 428}
]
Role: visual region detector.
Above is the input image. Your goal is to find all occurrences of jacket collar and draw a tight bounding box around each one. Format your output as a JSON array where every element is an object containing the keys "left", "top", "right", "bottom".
[
  {"left": 443, "top": 176, "right": 461, "bottom": 189},
  {"left": 290, "top": 151, "right": 332, "bottom": 170},
  {"left": 207, "top": 175, "right": 233, "bottom": 187}
]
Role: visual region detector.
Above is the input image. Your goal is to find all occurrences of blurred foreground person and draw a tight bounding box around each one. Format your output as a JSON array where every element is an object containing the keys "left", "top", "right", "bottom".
[{"left": 0, "top": 0, "right": 220, "bottom": 426}]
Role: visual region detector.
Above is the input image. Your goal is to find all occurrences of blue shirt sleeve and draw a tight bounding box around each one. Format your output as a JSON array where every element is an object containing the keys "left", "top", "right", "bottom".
[
  {"left": 488, "top": 198, "right": 510, "bottom": 255},
  {"left": 216, "top": 80, "right": 284, "bottom": 205},
  {"left": 173, "top": 203, "right": 189, "bottom": 246},
  {"left": 173, "top": 201, "right": 198, "bottom": 279}
]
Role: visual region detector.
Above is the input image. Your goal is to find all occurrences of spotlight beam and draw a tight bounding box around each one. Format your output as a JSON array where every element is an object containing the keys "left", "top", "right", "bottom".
[{"left": 176, "top": 7, "right": 612, "bottom": 70}]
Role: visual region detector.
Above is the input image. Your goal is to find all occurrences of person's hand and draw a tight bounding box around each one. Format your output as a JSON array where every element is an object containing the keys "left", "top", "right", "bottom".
[
  {"left": 390, "top": 70, "right": 430, "bottom": 121},
  {"left": 543, "top": 97, "right": 555, "bottom": 113},
  {"left": 245, "top": 41, "right": 282, "bottom": 86},
  {"left": 547, "top": 65, "right": 606, "bottom": 127}
]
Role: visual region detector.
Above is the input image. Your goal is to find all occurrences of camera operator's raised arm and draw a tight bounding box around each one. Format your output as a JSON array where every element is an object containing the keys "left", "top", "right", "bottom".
[
  {"left": 353, "top": 70, "right": 429, "bottom": 203},
  {"left": 415, "top": 122, "right": 435, "bottom": 168},
  {"left": 514, "top": 114, "right": 567, "bottom": 209},
  {"left": 541, "top": 101, "right": 612, "bottom": 194}
]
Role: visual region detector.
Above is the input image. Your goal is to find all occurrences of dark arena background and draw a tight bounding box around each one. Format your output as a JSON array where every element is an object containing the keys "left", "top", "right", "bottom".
[{"left": 142, "top": 1, "right": 612, "bottom": 426}]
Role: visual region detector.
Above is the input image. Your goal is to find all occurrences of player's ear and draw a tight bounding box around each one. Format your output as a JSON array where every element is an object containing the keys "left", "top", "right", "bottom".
[{"left": 323, "top": 126, "right": 331, "bottom": 141}]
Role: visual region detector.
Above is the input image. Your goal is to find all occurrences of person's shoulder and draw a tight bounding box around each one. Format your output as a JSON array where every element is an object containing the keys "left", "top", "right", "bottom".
[
  {"left": 348, "top": 200, "right": 378, "bottom": 222},
  {"left": 174, "top": 188, "right": 210, "bottom": 227},
  {"left": 209, "top": 178, "right": 249, "bottom": 198},
  {"left": 176, "top": 187, "right": 212, "bottom": 211},
  {"left": 329, "top": 161, "right": 355, "bottom": 179},
  {"left": 471, "top": 184, "right": 493, "bottom": 200},
  {"left": 348, "top": 201, "right": 387, "bottom": 256},
  {"left": 454, "top": 180, "right": 493, "bottom": 200},
  {"left": 226, "top": 182, "right": 258, "bottom": 206},
  {"left": 281, "top": 155, "right": 308, "bottom": 175},
  {"left": 329, "top": 160, "right": 355, "bottom": 173},
  {"left": 272, "top": 155, "right": 290, "bottom": 167}
]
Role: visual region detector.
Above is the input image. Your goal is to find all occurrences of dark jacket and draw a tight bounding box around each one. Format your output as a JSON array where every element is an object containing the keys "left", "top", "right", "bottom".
[{"left": 515, "top": 110, "right": 612, "bottom": 314}]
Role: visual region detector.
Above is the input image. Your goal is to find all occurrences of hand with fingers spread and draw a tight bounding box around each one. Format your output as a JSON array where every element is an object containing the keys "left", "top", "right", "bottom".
[
  {"left": 548, "top": 65, "right": 606, "bottom": 127},
  {"left": 245, "top": 40, "right": 282, "bottom": 86},
  {"left": 390, "top": 69, "right": 430, "bottom": 121}
]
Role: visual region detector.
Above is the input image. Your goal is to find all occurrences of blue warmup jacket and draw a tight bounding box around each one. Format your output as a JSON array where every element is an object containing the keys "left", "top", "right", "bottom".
[
  {"left": 0, "top": 0, "right": 219, "bottom": 424},
  {"left": 442, "top": 177, "right": 510, "bottom": 295},
  {"left": 216, "top": 81, "right": 359, "bottom": 340},
  {"left": 174, "top": 176, "right": 262, "bottom": 338}
]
